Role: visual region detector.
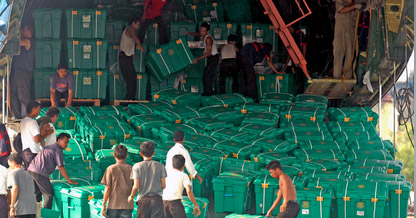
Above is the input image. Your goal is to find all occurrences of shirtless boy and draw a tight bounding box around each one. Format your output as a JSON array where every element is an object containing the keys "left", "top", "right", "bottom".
[{"left": 266, "top": 160, "right": 300, "bottom": 218}]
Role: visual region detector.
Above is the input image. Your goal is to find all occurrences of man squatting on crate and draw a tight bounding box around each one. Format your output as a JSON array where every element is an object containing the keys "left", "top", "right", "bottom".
[
  {"left": 119, "top": 16, "right": 145, "bottom": 100},
  {"left": 50, "top": 63, "right": 74, "bottom": 107},
  {"left": 186, "top": 23, "right": 220, "bottom": 96},
  {"left": 239, "top": 42, "right": 279, "bottom": 101},
  {"left": 266, "top": 160, "right": 300, "bottom": 218}
]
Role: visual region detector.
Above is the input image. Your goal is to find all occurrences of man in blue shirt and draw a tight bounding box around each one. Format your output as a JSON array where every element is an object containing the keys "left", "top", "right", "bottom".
[
  {"left": 27, "top": 133, "right": 78, "bottom": 209},
  {"left": 50, "top": 63, "right": 74, "bottom": 107}
]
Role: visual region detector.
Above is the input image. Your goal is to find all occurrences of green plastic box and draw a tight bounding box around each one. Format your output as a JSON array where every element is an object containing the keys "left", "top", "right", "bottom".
[
  {"left": 298, "top": 140, "right": 348, "bottom": 151},
  {"left": 295, "top": 94, "right": 328, "bottom": 108},
  {"left": 134, "top": 45, "right": 148, "bottom": 73},
  {"left": 257, "top": 73, "right": 296, "bottom": 98},
  {"left": 185, "top": 2, "right": 225, "bottom": 22},
  {"left": 328, "top": 107, "right": 379, "bottom": 125},
  {"left": 126, "top": 113, "right": 167, "bottom": 138},
  {"left": 190, "top": 147, "right": 229, "bottom": 161},
  {"left": 35, "top": 39, "right": 62, "bottom": 69},
  {"left": 335, "top": 180, "right": 388, "bottom": 218},
  {"left": 50, "top": 179, "right": 92, "bottom": 218},
  {"left": 345, "top": 149, "right": 393, "bottom": 163},
  {"left": 63, "top": 138, "right": 90, "bottom": 159},
  {"left": 297, "top": 187, "right": 334, "bottom": 218},
  {"left": 355, "top": 173, "right": 406, "bottom": 181},
  {"left": 185, "top": 159, "right": 219, "bottom": 197},
  {"left": 235, "top": 102, "right": 280, "bottom": 114},
  {"left": 146, "top": 38, "right": 194, "bottom": 82},
  {"left": 328, "top": 121, "right": 375, "bottom": 133},
  {"left": 199, "top": 105, "right": 245, "bottom": 126},
  {"left": 346, "top": 140, "right": 395, "bottom": 155},
  {"left": 352, "top": 159, "right": 403, "bottom": 174},
  {"left": 334, "top": 129, "right": 380, "bottom": 142},
  {"left": 105, "top": 19, "right": 127, "bottom": 44},
  {"left": 254, "top": 174, "right": 280, "bottom": 215},
  {"left": 240, "top": 23, "right": 279, "bottom": 52},
  {"left": 260, "top": 92, "right": 294, "bottom": 107},
  {"left": 158, "top": 105, "right": 202, "bottom": 123},
  {"left": 219, "top": 158, "right": 259, "bottom": 173},
  {"left": 304, "top": 170, "right": 352, "bottom": 180},
  {"left": 185, "top": 133, "right": 219, "bottom": 147},
  {"left": 151, "top": 124, "right": 199, "bottom": 143},
  {"left": 280, "top": 106, "right": 327, "bottom": 123},
  {"left": 342, "top": 165, "right": 387, "bottom": 174},
  {"left": 252, "top": 138, "right": 298, "bottom": 153},
  {"left": 182, "top": 196, "right": 210, "bottom": 218},
  {"left": 280, "top": 121, "right": 328, "bottom": 132},
  {"left": 107, "top": 43, "right": 119, "bottom": 68},
  {"left": 108, "top": 73, "right": 126, "bottom": 101},
  {"left": 222, "top": 0, "right": 251, "bottom": 22},
  {"left": 293, "top": 159, "right": 343, "bottom": 171},
  {"left": 34, "top": 69, "right": 55, "bottom": 98},
  {"left": 67, "top": 39, "right": 108, "bottom": 69},
  {"left": 237, "top": 124, "right": 284, "bottom": 139},
  {"left": 208, "top": 22, "right": 238, "bottom": 41},
  {"left": 39, "top": 107, "right": 77, "bottom": 130},
  {"left": 71, "top": 69, "right": 108, "bottom": 99},
  {"left": 41, "top": 208, "right": 61, "bottom": 218},
  {"left": 384, "top": 181, "right": 412, "bottom": 218},
  {"left": 201, "top": 93, "right": 254, "bottom": 108},
  {"left": 284, "top": 130, "right": 333, "bottom": 143},
  {"left": 294, "top": 149, "right": 345, "bottom": 161},
  {"left": 87, "top": 123, "right": 136, "bottom": 152},
  {"left": 212, "top": 140, "right": 261, "bottom": 160},
  {"left": 77, "top": 114, "right": 124, "bottom": 140},
  {"left": 79, "top": 105, "right": 127, "bottom": 117},
  {"left": 210, "top": 129, "right": 256, "bottom": 144},
  {"left": 251, "top": 152, "right": 295, "bottom": 167},
  {"left": 169, "top": 22, "right": 197, "bottom": 41},
  {"left": 213, "top": 171, "right": 255, "bottom": 213},
  {"left": 241, "top": 112, "right": 279, "bottom": 127},
  {"left": 33, "top": 8, "right": 62, "bottom": 39},
  {"left": 61, "top": 185, "right": 105, "bottom": 218},
  {"left": 128, "top": 101, "right": 173, "bottom": 115},
  {"left": 185, "top": 116, "right": 233, "bottom": 132},
  {"left": 152, "top": 88, "right": 202, "bottom": 107},
  {"left": 50, "top": 161, "right": 101, "bottom": 183},
  {"left": 66, "top": 9, "right": 107, "bottom": 39}
]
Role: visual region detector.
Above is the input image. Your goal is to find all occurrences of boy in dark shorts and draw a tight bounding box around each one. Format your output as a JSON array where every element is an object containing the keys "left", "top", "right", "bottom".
[
  {"left": 163, "top": 154, "right": 201, "bottom": 218},
  {"left": 128, "top": 141, "right": 166, "bottom": 218},
  {"left": 266, "top": 160, "right": 300, "bottom": 218},
  {"left": 101, "top": 145, "right": 134, "bottom": 218}
]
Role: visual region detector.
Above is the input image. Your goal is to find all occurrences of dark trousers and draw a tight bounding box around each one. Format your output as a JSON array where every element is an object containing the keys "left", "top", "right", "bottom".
[
  {"left": 107, "top": 209, "right": 133, "bottom": 218},
  {"left": 136, "top": 195, "right": 164, "bottom": 218},
  {"left": 0, "top": 195, "right": 7, "bottom": 218},
  {"left": 29, "top": 171, "right": 53, "bottom": 208},
  {"left": 22, "top": 148, "right": 36, "bottom": 169},
  {"left": 276, "top": 201, "right": 300, "bottom": 218},
  {"left": 138, "top": 16, "right": 167, "bottom": 45},
  {"left": 54, "top": 90, "right": 68, "bottom": 107},
  {"left": 10, "top": 70, "right": 33, "bottom": 119},
  {"left": 203, "top": 55, "right": 220, "bottom": 96},
  {"left": 240, "top": 56, "right": 258, "bottom": 101},
  {"left": 164, "top": 199, "right": 187, "bottom": 218},
  {"left": 15, "top": 215, "right": 36, "bottom": 218},
  {"left": 119, "top": 52, "right": 137, "bottom": 100},
  {"left": 286, "top": 66, "right": 304, "bottom": 94},
  {"left": 219, "top": 58, "right": 239, "bottom": 94},
  {"left": 0, "top": 155, "right": 8, "bottom": 168}
]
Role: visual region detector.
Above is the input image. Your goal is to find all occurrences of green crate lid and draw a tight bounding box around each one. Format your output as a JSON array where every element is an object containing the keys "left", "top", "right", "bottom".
[
  {"left": 298, "top": 140, "right": 348, "bottom": 150},
  {"left": 63, "top": 139, "right": 90, "bottom": 160},
  {"left": 119, "top": 137, "right": 158, "bottom": 154},
  {"left": 185, "top": 133, "right": 219, "bottom": 147},
  {"left": 185, "top": 116, "right": 233, "bottom": 132},
  {"left": 238, "top": 124, "right": 284, "bottom": 138},
  {"left": 212, "top": 140, "right": 261, "bottom": 159},
  {"left": 210, "top": 128, "right": 254, "bottom": 141},
  {"left": 261, "top": 92, "right": 294, "bottom": 103},
  {"left": 159, "top": 105, "right": 202, "bottom": 123},
  {"left": 294, "top": 149, "right": 345, "bottom": 161},
  {"left": 241, "top": 112, "right": 279, "bottom": 127},
  {"left": 215, "top": 171, "right": 256, "bottom": 184},
  {"left": 128, "top": 101, "right": 173, "bottom": 114},
  {"left": 296, "top": 187, "right": 334, "bottom": 200},
  {"left": 158, "top": 142, "right": 195, "bottom": 152},
  {"left": 279, "top": 106, "right": 327, "bottom": 122},
  {"left": 254, "top": 174, "right": 279, "bottom": 186},
  {"left": 293, "top": 159, "right": 342, "bottom": 171},
  {"left": 342, "top": 165, "right": 387, "bottom": 174},
  {"left": 282, "top": 165, "right": 304, "bottom": 177},
  {"left": 60, "top": 185, "right": 105, "bottom": 199},
  {"left": 51, "top": 178, "right": 93, "bottom": 192},
  {"left": 355, "top": 173, "right": 406, "bottom": 181},
  {"left": 336, "top": 180, "right": 388, "bottom": 200},
  {"left": 235, "top": 102, "right": 280, "bottom": 114},
  {"left": 252, "top": 138, "right": 298, "bottom": 153},
  {"left": 182, "top": 196, "right": 210, "bottom": 215},
  {"left": 201, "top": 93, "right": 254, "bottom": 107},
  {"left": 304, "top": 170, "right": 352, "bottom": 180},
  {"left": 306, "top": 177, "right": 346, "bottom": 189},
  {"left": 190, "top": 147, "right": 229, "bottom": 160},
  {"left": 352, "top": 159, "right": 403, "bottom": 174},
  {"left": 251, "top": 152, "right": 295, "bottom": 166},
  {"left": 328, "top": 121, "right": 374, "bottom": 133},
  {"left": 346, "top": 150, "right": 393, "bottom": 163},
  {"left": 280, "top": 121, "right": 327, "bottom": 131},
  {"left": 225, "top": 213, "right": 266, "bottom": 218},
  {"left": 79, "top": 105, "right": 127, "bottom": 117},
  {"left": 346, "top": 139, "right": 394, "bottom": 152},
  {"left": 385, "top": 181, "right": 412, "bottom": 192},
  {"left": 41, "top": 208, "right": 61, "bottom": 218}
]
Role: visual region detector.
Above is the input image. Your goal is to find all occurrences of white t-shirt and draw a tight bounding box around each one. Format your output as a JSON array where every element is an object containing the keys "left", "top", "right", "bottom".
[
  {"left": 165, "top": 143, "right": 198, "bottom": 177},
  {"left": 163, "top": 169, "right": 192, "bottom": 201},
  {"left": 20, "top": 117, "right": 41, "bottom": 153},
  {"left": 0, "top": 165, "right": 7, "bottom": 195},
  {"left": 44, "top": 123, "right": 56, "bottom": 146}
]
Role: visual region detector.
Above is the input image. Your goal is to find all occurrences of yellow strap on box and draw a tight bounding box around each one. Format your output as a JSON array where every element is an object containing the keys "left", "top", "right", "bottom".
[
  {"left": 321, "top": 168, "right": 327, "bottom": 171},
  {"left": 310, "top": 117, "right": 316, "bottom": 122},
  {"left": 315, "top": 186, "right": 322, "bottom": 189},
  {"left": 171, "top": 100, "right": 177, "bottom": 104},
  {"left": 154, "top": 94, "right": 160, "bottom": 99},
  {"left": 241, "top": 109, "right": 247, "bottom": 114},
  {"left": 137, "top": 75, "right": 143, "bottom": 79},
  {"left": 298, "top": 172, "right": 303, "bottom": 176},
  {"left": 99, "top": 135, "right": 106, "bottom": 139},
  {"left": 96, "top": 10, "right": 101, "bottom": 15},
  {"left": 156, "top": 49, "right": 162, "bottom": 54},
  {"left": 367, "top": 117, "right": 374, "bottom": 122},
  {"left": 259, "top": 76, "right": 265, "bottom": 81},
  {"left": 70, "top": 116, "right": 76, "bottom": 121},
  {"left": 285, "top": 114, "right": 292, "bottom": 119},
  {"left": 97, "top": 71, "right": 103, "bottom": 76},
  {"left": 152, "top": 23, "right": 158, "bottom": 28},
  {"left": 113, "top": 45, "right": 119, "bottom": 50},
  {"left": 395, "top": 189, "right": 403, "bottom": 194},
  {"left": 316, "top": 196, "right": 324, "bottom": 201},
  {"left": 72, "top": 11, "right": 78, "bottom": 15},
  {"left": 226, "top": 23, "right": 233, "bottom": 28},
  {"left": 262, "top": 183, "right": 269, "bottom": 188},
  {"left": 253, "top": 157, "right": 259, "bottom": 162},
  {"left": 371, "top": 198, "right": 378, "bottom": 202},
  {"left": 224, "top": 104, "right": 229, "bottom": 108},
  {"left": 269, "top": 25, "right": 275, "bottom": 30},
  {"left": 176, "top": 39, "right": 182, "bottom": 44},
  {"left": 387, "top": 169, "right": 393, "bottom": 173},
  {"left": 97, "top": 41, "right": 102, "bottom": 45},
  {"left": 137, "top": 126, "right": 142, "bottom": 131},
  {"left": 182, "top": 79, "right": 187, "bottom": 83},
  {"left": 343, "top": 196, "right": 350, "bottom": 201},
  {"left": 277, "top": 75, "right": 283, "bottom": 80},
  {"left": 115, "top": 75, "right": 120, "bottom": 79},
  {"left": 247, "top": 25, "right": 252, "bottom": 29},
  {"left": 125, "top": 134, "right": 131, "bottom": 138},
  {"left": 233, "top": 153, "right": 238, "bottom": 158},
  {"left": 191, "top": 5, "right": 196, "bottom": 9},
  {"left": 74, "top": 41, "right": 79, "bottom": 45},
  {"left": 88, "top": 196, "right": 94, "bottom": 201},
  {"left": 344, "top": 117, "right": 350, "bottom": 122},
  {"left": 73, "top": 70, "right": 79, "bottom": 75},
  {"left": 212, "top": 2, "right": 218, "bottom": 6},
  {"left": 175, "top": 119, "right": 181, "bottom": 124}
]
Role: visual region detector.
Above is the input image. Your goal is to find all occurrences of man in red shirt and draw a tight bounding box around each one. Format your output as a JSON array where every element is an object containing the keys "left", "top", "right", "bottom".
[{"left": 138, "top": 0, "right": 168, "bottom": 45}]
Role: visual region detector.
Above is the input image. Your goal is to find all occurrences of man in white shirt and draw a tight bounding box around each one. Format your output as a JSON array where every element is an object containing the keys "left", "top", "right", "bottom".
[
  {"left": 163, "top": 155, "right": 200, "bottom": 218},
  {"left": 0, "top": 164, "right": 8, "bottom": 218},
  {"left": 165, "top": 131, "right": 203, "bottom": 184},
  {"left": 20, "top": 101, "right": 53, "bottom": 168},
  {"left": 36, "top": 107, "right": 60, "bottom": 146}
]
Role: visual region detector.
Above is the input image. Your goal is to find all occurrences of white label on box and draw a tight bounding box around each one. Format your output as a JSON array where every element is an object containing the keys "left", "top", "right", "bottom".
[
  {"left": 83, "top": 77, "right": 92, "bottom": 85},
  {"left": 84, "top": 54, "right": 91, "bottom": 59},
  {"left": 214, "top": 34, "right": 221, "bottom": 39},
  {"left": 357, "top": 211, "right": 364, "bottom": 216},
  {"left": 82, "top": 15, "right": 91, "bottom": 22},
  {"left": 302, "top": 209, "right": 309, "bottom": 215},
  {"left": 83, "top": 45, "right": 92, "bottom": 53},
  {"left": 83, "top": 23, "right": 90, "bottom": 28},
  {"left": 256, "top": 38, "right": 264, "bottom": 43}
]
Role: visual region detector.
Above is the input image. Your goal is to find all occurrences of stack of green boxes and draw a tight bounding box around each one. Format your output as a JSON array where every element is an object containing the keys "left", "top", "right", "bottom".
[
  {"left": 66, "top": 8, "right": 108, "bottom": 100},
  {"left": 33, "top": 8, "right": 63, "bottom": 99}
]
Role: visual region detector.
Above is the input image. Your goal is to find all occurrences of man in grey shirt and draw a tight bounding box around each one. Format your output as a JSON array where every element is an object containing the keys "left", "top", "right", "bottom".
[
  {"left": 7, "top": 153, "right": 37, "bottom": 218},
  {"left": 50, "top": 63, "right": 74, "bottom": 107},
  {"left": 128, "top": 141, "right": 166, "bottom": 218}
]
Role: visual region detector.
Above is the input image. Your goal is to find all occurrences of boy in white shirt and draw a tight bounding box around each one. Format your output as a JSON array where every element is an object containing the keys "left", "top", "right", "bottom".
[{"left": 163, "top": 155, "right": 201, "bottom": 218}]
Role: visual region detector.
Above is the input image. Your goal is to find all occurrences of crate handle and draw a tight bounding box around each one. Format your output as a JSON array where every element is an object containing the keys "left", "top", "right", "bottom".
[{"left": 224, "top": 194, "right": 233, "bottom": 197}]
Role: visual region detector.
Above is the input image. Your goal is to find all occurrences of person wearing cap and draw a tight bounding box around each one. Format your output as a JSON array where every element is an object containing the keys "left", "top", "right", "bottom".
[
  {"left": 239, "top": 42, "right": 279, "bottom": 101},
  {"left": 219, "top": 34, "right": 239, "bottom": 94},
  {"left": 165, "top": 131, "right": 203, "bottom": 184},
  {"left": 50, "top": 63, "right": 73, "bottom": 107}
]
